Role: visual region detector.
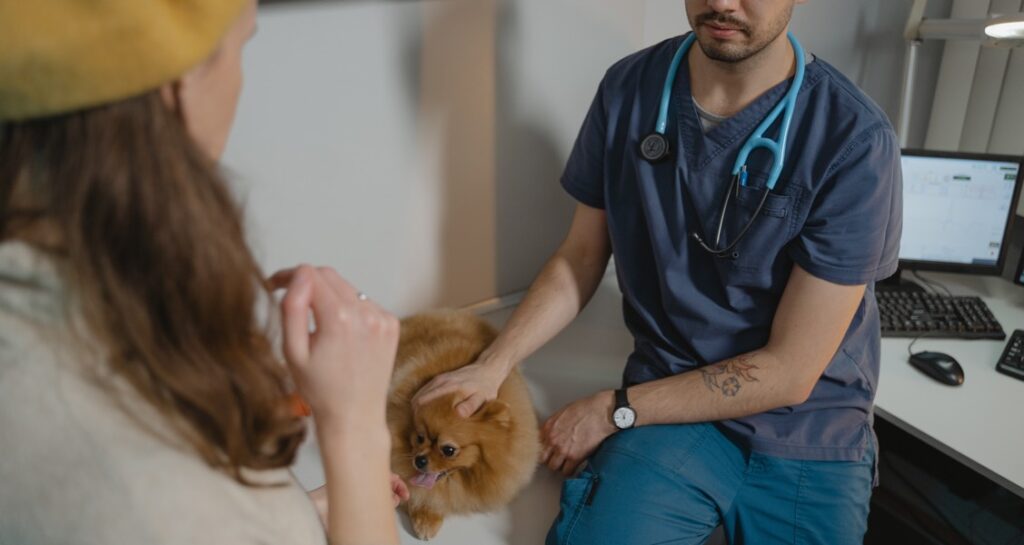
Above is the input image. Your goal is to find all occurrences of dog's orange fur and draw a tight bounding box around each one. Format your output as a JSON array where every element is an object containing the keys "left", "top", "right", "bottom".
[{"left": 387, "top": 311, "right": 540, "bottom": 540}]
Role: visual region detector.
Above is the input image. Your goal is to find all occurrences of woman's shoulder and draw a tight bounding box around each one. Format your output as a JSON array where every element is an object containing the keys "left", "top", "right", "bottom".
[
  {"left": 0, "top": 240, "right": 67, "bottom": 337},
  {"left": 0, "top": 449, "right": 326, "bottom": 544},
  {"left": 0, "top": 329, "right": 326, "bottom": 544},
  {"left": 0, "top": 242, "right": 326, "bottom": 545}
]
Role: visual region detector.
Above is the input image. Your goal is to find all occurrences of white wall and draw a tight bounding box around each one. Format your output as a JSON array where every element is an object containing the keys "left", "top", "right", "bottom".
[
  {"left": 225, "top": 0, "right": 956, "bottom": 315},
  {"left": 642, "top": 0, "right": 690, "bottom": 44},
  {"left": 923, "top": 0, "right": 1024, "bottom": 217},
  {"left": 224, "top": 0, "right": 640, "bottom": 316}
]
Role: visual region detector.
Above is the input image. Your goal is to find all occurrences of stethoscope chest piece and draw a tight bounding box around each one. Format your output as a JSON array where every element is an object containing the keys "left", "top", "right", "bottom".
[{"left": 640, "top": 133, "right": 671, "bottom": 163}]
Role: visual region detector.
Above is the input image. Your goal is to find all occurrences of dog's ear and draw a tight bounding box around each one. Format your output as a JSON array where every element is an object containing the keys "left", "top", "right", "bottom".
[{"left": 475, "top": 400, "right": 511, "bottom": 428}]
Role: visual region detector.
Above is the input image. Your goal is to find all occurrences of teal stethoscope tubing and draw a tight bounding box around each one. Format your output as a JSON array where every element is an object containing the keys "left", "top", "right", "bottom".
[{"left": 643, "top": 32, "right": 806, "bottom": 258}]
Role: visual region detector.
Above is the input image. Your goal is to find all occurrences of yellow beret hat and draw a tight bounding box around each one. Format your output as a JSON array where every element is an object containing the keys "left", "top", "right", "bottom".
[{"left": 0, "top": 0, "right": 247, "bottom": 121}]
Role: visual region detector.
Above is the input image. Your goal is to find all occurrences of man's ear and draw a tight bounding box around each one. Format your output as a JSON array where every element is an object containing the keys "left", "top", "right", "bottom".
[{"left": 475, "top": 400, "right": 511, "bottom": 428}]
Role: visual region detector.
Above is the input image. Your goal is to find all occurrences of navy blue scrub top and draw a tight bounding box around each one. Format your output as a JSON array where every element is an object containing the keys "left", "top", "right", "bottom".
[{"left": 562, "top": 34, "right": 903, "bottom": 462}]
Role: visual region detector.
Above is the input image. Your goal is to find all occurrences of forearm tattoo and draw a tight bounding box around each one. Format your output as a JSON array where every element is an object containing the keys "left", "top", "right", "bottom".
[{"left": 700, "top": 353, "right": 760, "bottom": 397}]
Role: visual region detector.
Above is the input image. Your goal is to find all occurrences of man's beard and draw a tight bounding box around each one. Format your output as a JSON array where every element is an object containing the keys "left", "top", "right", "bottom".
[{"left": 698, "top": 36, "right": 773, "bottom": 64}]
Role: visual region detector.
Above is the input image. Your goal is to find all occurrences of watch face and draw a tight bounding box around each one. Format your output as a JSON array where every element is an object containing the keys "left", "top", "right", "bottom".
[{"left": 613, "top": 407, "right": 636, "bottom": 429}]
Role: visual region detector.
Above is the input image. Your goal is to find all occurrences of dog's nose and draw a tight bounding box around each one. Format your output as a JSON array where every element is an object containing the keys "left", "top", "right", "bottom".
[{"left": 414, "top": 455, "right": 428, "bottom": 470}]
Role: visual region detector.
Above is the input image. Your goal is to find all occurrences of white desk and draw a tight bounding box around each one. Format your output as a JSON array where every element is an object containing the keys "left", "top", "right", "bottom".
[
  {"left": 291, "top": 269, "right": 1024, "bottom": 544},
  {"left": 874, "top": 272, "right": 1024, "bottom": 499}
]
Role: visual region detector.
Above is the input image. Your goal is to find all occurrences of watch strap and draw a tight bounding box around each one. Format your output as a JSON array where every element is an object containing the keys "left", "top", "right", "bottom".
[{"left": 614, "top": 388, "right": 629, "bottom": 409}]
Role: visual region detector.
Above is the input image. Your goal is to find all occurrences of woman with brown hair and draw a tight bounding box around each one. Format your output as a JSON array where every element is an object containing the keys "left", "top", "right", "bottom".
[{"left": 0, "top": 1, "right": 403, "bottom": 543}]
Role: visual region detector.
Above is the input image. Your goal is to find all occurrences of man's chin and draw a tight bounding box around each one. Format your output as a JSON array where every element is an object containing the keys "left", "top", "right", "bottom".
[{"left": 698, "top": 42, "right": 754, "bottom": 63}]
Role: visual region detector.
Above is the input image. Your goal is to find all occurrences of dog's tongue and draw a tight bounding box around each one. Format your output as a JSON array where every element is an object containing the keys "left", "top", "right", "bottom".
[{"left": 410, "top": 472, "right": 441, "bottom": 489}]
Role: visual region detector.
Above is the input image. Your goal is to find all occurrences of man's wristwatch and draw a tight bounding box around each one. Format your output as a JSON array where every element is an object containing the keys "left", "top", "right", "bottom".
[{"left": 612, "top": 388, "right": 636, "bottom": 430}]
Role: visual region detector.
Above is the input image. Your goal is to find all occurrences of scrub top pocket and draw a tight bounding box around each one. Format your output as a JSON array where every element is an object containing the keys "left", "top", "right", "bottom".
[{"left": 705, "top": 182, "right": 801, "bottom": 277}]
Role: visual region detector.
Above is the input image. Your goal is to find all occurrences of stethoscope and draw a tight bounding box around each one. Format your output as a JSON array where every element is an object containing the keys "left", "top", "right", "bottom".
[{"left": 639, "top": 32, "right": 806, "bottom": 259}]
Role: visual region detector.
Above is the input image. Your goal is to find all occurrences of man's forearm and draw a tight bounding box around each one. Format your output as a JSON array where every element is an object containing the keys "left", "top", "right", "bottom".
[
  {"left": 483, "top": 244, "right": 609, "bottom": 375},
  {"left": 628, "top": 349, "right": 814, "bottom": 427}
]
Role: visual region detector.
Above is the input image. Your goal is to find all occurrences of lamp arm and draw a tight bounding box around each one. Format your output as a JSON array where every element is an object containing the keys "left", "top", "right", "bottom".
[{"left": 905, "top": 0, "right": 929, "bottom": 40}]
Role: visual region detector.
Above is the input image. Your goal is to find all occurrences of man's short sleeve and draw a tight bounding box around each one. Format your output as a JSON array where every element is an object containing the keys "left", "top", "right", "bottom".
[
  {"left": 561, "top": 81, "right": 608, "bottom": 210},
  {"left": 788, "top": 126, "right": 903, "bottom": 285}
]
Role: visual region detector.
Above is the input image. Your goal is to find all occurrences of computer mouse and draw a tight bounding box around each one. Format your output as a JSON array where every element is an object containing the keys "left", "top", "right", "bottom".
[{"left": 908, "top": 351, "right": 965, "bottom": 386}]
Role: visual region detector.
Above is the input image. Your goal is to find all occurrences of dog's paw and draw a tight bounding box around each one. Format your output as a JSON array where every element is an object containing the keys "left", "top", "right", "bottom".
[{"left": 411, "top": 510, "right": 444, "bottom": 541}]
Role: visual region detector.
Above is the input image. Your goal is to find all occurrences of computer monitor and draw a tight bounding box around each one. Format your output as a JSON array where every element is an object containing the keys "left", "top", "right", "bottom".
[{"left": 899, "top": 149, "right": 1023, "bottom": 275}]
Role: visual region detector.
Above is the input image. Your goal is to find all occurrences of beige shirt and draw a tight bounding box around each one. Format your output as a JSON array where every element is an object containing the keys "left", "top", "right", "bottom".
[{"left": 0, "top": 242, "right": 327, "bottom": 545}]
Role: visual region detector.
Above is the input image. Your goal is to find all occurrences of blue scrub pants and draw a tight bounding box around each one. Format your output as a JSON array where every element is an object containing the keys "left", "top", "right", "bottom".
[{"left": 545, "top": 423, "right": 874, "bottom": 545}]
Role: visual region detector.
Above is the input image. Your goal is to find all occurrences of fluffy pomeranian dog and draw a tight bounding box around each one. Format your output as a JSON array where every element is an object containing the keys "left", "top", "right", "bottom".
[{"left": 387, "top": 311, "right": 540, "bottom": 540}]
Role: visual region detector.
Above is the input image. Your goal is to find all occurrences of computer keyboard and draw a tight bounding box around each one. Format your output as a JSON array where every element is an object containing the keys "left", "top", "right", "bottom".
[
  {"left": 996, "top": 330, "right": 1024, "bottom": 381},
  {"left": 876, "top": 289, "right": 1006, "bottom": 340}
]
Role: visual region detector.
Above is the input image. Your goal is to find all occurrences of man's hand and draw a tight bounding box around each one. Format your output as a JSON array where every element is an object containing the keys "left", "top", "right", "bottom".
[
  {"left": 539, "top": 390, "right": 617, "bottom": 476},
  {"left": 412, "top": 360, "right": 508, "bottom": 418}
]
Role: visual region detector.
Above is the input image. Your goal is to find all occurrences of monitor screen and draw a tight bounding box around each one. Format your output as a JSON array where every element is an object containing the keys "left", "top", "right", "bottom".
[{"left": 899, "top": 150, "right": 1022, "bottom": 274}]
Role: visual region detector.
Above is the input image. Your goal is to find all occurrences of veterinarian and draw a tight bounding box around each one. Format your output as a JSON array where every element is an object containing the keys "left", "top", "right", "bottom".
[
  {"left": 414, "top": 0, "right": 902, "bottom": 543},
  {"left": 0, "top": 1, "right": 406, "bottom": 544}
]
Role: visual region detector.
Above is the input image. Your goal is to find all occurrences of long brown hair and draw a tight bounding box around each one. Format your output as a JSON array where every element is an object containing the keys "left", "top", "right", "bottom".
[{"left": 0, "top": 92, "right": 305, "bottom": 482}]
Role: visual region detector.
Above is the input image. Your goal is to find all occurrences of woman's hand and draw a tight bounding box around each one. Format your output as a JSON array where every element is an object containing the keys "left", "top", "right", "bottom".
[
  {"left": 539, "top": 391, "right": 617, "bottom": 476},
  {"left": 389, "top": 473, "right": 411, "bottom": 507},
  {"left": 411, "top": 359, "right": 508, "bottom": 417},
  {"left": 270, "top": 265, "right": 400, "bottom": 545},
  {"left": 269, "top": 265, "right": 398, "bottom": 427}
]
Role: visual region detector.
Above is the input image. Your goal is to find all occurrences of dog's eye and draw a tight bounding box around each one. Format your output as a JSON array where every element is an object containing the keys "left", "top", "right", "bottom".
[
  {"left": 416, "top": 435, "right": 424, "bottom": 444},
  {"left": 441, "top": 445, "right": 457, "bottom": 458}
]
